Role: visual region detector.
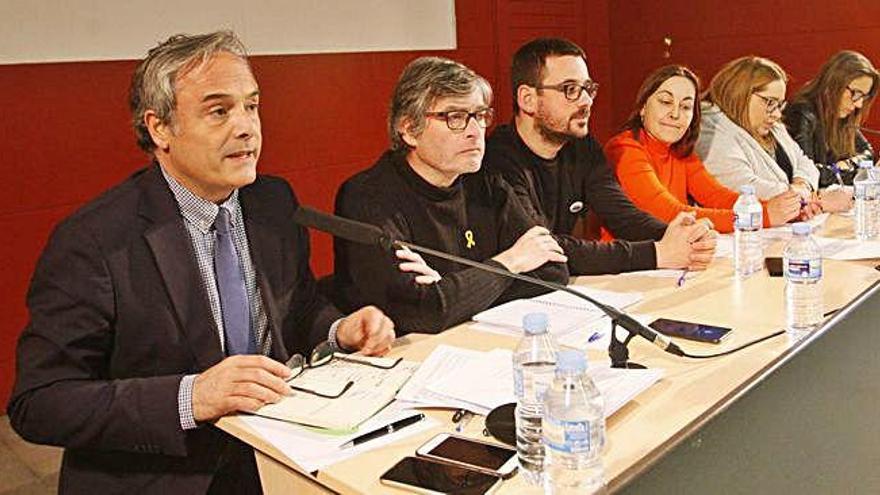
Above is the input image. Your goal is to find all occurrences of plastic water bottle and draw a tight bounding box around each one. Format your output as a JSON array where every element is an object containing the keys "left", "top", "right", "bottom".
[
  {"left": 733, "top": 185, "right": 764, "bottom": 277},
  {"left": 543, "top": 350, "right": 606, "bottom": 494},
  {"left": 784, "top": 223, "right": 823, "bottom": 341},
  {"left": 853, "top": 160, "right": 880, "bottom": 240},
  {"left": 513, "top": 312, "right": 558, "bottom": 485}
]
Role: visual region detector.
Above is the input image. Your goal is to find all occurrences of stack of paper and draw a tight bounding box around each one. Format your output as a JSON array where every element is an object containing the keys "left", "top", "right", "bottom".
[
  {"left": 397, "top": 344, "right": 663, "bottom": 418},
  {"left": 255, "top": 358, "right": 419, "bottom": 430},
  {"left": 396, "top": 345, "right": 493, "bottom": 413},
  {"left": 471, "top": 286, "right": 643, "bottom": 337},
  {"left": 814, "top": 236, "right": 880, "bottom": 260}
]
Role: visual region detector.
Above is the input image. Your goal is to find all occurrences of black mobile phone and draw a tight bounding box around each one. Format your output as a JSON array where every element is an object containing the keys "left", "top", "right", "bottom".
[
  {"left": 379, "top": 456, "right": 503, "bottom": 495},
  {"left": 765, "top": 257, "right": 784, "bottom": 277},
  {"left": 649, "top": 318, "right": 733, "bottom": 344}
]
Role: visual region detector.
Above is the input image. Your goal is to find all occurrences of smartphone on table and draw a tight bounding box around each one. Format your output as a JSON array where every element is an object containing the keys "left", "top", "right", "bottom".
[
  {"left": 649, "top": 318, "right": 733, "bottom": 344},
  {"left": 765, "top": 257, "right": 784, "bottom": 277},
  {"left": 379, "top": 456, "right": 503, "bottom": 494},
  {"left": 416, "top": 433, "right": 518, "bottom": 478}
]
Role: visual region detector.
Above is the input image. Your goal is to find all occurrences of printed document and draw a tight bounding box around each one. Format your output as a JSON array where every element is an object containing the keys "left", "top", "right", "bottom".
[
  {"left": 255, "top": 359, "right": 418, "bottom": 430},
  {"left": 471, "top": 285, "right": 642, "bottom": 337}
]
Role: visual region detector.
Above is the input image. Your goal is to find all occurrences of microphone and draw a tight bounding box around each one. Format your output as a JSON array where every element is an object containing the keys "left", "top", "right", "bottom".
[
  {"left": 293, "top": 205, "right": 685, "bottom": 366},
  {"left": 293, "top": 205, "right": 389, "bottom": 248}
]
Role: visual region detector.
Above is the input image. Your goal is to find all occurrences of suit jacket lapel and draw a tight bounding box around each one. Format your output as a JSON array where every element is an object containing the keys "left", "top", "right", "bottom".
[{"left": 139, "top": 166, "right": 224, "bottom": 369}]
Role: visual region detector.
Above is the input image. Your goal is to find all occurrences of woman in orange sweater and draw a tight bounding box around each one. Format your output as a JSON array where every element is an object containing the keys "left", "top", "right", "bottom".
[{"left": 604, "top": 65, "right": 800, "bottom": 233}]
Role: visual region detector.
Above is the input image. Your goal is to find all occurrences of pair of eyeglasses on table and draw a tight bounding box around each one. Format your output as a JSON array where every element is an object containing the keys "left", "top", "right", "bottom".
[{"left": 284, "top": 340, "right": 402, "bottom": 399}]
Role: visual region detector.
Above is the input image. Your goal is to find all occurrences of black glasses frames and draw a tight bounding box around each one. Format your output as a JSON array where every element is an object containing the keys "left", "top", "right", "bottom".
[
  {"left": 535, "top": 80, "right": 600, "bottom": 101},
  {"left": 846, "top": 86, "right": 869, "bottom": 104},
  {"left": 284, "top": 341, "right": 402, "bottom": 399},
  {"left": 425, "top": 108, "right": 494, "bottom": 132}
]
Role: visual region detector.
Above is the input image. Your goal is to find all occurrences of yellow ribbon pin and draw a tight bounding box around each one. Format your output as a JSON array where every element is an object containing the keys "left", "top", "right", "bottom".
[{"left": 464, "top": 230, "right": 476, "bottom": 249}]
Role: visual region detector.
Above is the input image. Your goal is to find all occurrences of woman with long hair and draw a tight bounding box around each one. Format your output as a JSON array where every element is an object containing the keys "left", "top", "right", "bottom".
[
  {"left": 605, "top": 65, "right": 799, "bottom": 233},
  {"left": 696, "top": 56, "right": 851, "bottom": 214},
  {"left": 784, "top": 50, "right": 878, "bottom": 186}
]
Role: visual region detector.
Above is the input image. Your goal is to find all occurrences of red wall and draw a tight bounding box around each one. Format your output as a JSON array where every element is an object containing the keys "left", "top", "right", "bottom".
[
  {"left": 0, "top": 1, "right": 609, "bottom": 407},
  {"left": 608, "top": 1, "right": 880, "bottom": 150}
]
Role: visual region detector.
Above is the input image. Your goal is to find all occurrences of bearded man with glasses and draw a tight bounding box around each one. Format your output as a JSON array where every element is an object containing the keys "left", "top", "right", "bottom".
[
  {"left": 485, "top": 38, "right": 717, "bottom": 275},
  {"left": 331, "top": 56, "right": 570, "bottom": 335}
]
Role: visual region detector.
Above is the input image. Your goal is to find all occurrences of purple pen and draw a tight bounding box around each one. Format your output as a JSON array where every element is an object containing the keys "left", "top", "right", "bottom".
[{"left": 676, "top": 269, "right": 688, "bottom": 287}]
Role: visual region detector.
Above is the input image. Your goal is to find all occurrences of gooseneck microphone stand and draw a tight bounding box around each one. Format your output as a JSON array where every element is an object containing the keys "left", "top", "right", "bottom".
[{"left": 293, "top": 205, "right": 689, "bottom": 368}]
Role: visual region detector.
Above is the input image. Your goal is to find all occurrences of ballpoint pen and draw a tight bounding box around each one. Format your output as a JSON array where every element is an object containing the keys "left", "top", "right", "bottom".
[
  {"left": 340, "top": 413, "right": 425, "bottom": 449},
  {"left": 676, "top": 269, "right": 688, "bottom": 287}
]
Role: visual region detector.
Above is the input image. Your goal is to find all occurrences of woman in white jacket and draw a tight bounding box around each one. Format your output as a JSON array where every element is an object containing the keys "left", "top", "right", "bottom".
[{"left": 696, "top": 56, "right": 851, "bottom": 214}]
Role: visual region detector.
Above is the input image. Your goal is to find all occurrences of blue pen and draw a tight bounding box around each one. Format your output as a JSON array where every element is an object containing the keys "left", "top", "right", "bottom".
[
  {"left": 830, "top": 162, "right": 845, "bottom": 186},
  {"left": 676, "top": 269, "right": 688, "bottom": 287},
  {"left": 587, "top": 331, "right": 603, "bottom": 343}
]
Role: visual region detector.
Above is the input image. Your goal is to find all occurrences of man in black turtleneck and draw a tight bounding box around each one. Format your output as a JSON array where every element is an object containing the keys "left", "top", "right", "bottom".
[{"left": 333, "top": 57, "right": 570, "bottom": 335}]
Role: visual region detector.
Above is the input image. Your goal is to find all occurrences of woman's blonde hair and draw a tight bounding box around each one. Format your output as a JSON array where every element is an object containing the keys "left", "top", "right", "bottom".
[{"left": 704, "top": 56, "right": 788, "bottom": 150}]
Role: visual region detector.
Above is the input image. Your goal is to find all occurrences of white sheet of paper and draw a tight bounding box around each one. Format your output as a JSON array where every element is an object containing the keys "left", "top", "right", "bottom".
[
  {"left": 762, "top": 212, "right": 830, "bottom": 236},
  {"left": 715, "top": 213, "right": 833, "bottom": 259},
  {"left": 471, "top": 286, "right": 642, "bottom": 337},
  {"left": 554, "top": 314, "right": 655, "bottom": 351},
  {"left": 617, "top": 268, "right": 700, "bottom": 280},
  {"left": 240, "top": 404, "right": 437, "bottom": 473},
  {"left": 425, "top": 349, "right": 514, "bottom": 412},
  {"left": 256, "top": 360, "right": 418, "bottom": 430},
  {"left": 396, "top": 345, "right": 490, "bottom": 413},
  {"left": 814, "top": 236, "right": 880, "bottom": 260},
  {"left": 406, "top": 344, "right": 662, "bottom": 421}
]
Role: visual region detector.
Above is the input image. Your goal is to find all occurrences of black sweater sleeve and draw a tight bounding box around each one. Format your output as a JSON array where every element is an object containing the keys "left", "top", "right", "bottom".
[
  {"left": 556, "top": 140, "right": 662, "bottom": 275},
  {"left": 583, "top": 140, "right": 667, "bottom": 241},
  {"left": 335, "top": 180, "right": 541, "bottom": 335},
  {"left": 489, "top": 176, "right": 570, "bottom": 302}
]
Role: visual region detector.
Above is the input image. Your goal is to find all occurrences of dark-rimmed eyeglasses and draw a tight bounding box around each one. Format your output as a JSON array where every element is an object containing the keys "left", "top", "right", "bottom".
[
  {"left": 284, "top": 341, "right": 402, "bottom": 399},
  {"left": 846, "top": 85, "right": 869, "bottom": 104},
  {"left": 753, "top": 92, "right": 787, "bottom": 114},
  {"left": 425, "top": 108, "right": 494, "bottom": 132},
  {"left": 535, "top": 81, "right": 600, "bottom": 101}
]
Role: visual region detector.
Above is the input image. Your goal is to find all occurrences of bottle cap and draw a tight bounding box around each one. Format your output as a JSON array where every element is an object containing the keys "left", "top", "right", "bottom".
[
  {"left": 739, "top": 185, "right": 756, "bottom": 195},
  {"left": 522, "top": 312, "right": 549, "bottom": 335},
  {"left": 556, "top": 349, "right": 587, "bottom": 372},
  {"left": 791, "top": 222, "right": 811, "bottom": 235}
]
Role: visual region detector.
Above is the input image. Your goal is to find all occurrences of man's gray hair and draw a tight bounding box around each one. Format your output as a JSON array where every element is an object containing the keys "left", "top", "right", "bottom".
[
  {"left": 388, "top": 56, "right": 492, "bottom": 150},
  {"left": 129, "top": 31, "right": 250, "bottom": 153}
]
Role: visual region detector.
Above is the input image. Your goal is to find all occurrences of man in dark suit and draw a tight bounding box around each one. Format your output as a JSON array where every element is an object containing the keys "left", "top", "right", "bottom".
[{"left": 7, "top": 31, "right": 395, "bottom": 494}]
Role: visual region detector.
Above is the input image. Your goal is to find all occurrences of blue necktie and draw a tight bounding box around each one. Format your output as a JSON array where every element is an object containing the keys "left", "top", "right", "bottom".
[{"left": 214, "top": 207, "right": 256, "bottom": 355}]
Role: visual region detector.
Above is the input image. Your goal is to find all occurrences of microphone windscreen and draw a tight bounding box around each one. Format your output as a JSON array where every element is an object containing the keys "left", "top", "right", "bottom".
[{"left": 293, "top": 206, "right": 387, "bottom": 247}]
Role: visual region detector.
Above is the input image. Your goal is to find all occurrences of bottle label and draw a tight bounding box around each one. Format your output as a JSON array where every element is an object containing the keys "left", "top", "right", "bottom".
[
  {"left": 784, "top": 258, "right": 822, "bottom": 281},
  {"left": 513, "top": 368, "right": 553, "bottom": 402},
  {"left": 543, "top": 416, "right": 592, "bottom": 454},
  {"left": 734, "top": 211, "right": 762, "bottom": 230}
]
